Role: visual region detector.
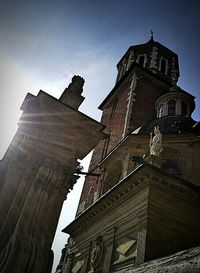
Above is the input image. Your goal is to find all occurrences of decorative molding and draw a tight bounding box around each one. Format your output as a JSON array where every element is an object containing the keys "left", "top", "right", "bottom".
[
  {"left": 149, "top": 46, "right": 158, "bottom": 71},
  {"left": 64, "top": 165, "right": 200, "bottom": 235},
  {"left": 122, "top": 73, "right": 139, "bottom": 139},
  {"left": 127, "top": 51, "right": 135, "bottom": 71},
  {"left": 171, "top": 56, "right": 178, "bottom": 85}
]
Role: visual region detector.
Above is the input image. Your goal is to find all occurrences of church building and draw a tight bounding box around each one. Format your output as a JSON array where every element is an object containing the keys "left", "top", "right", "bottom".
[{"left": 57, "top": 37, "right": 200, "bottom": 273}]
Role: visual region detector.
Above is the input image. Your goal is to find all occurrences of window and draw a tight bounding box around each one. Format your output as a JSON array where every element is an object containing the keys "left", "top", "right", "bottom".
[
  {"left": 158, "top": 104, "right": 164, "bottom": 118},
  {"left": 159, "top": 57, "right": 168, "bottom": 75},
  {"left": 168, "top": 99, "right": 176, "bottom": 116},
  {"left": 136, "top": 54, "right": 147, "bottom": 67},
  {"left": 138, "top": 55, "right": 145, "bottom": 67},
  {"left": 161, "top": 59, "right": 166, "bottom": 74},
  {"left": 181, "top": 101, "right": 188, "bottom": 115},
  {"left": 102, "top": 161, "right": 122, "bottom": 194}
]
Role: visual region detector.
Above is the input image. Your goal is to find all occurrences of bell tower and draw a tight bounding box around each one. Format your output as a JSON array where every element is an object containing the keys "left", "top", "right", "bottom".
[
  {"left": 116, "top": 36, "right": 179, "bottom": 85},
  {"left": 76, "top": 38, "right": 181, "bottom": 215}
]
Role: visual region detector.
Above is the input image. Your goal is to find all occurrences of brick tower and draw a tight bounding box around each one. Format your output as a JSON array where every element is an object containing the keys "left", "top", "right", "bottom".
[{"left": 57, "top": 38, "right": 200, "bottom": 273}]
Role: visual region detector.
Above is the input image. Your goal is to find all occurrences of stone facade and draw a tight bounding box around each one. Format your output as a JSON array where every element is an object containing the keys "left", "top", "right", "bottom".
[{"left": 0, "top": 76, "right": 106, "bottom": 273}]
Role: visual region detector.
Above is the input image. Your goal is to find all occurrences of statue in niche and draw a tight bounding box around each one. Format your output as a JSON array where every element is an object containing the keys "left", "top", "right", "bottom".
[{"left": 149, "top": 125, "right": 163, "bottom": 157}]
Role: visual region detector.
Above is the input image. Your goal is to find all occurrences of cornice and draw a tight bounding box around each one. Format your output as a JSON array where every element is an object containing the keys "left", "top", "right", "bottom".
[{"left": 63, "top": 163, "right": 200, "bottom": 236}]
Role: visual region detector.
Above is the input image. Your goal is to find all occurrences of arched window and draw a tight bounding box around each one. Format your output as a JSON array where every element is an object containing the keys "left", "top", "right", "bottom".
[
  {"left": 162, "top": 162, "right": 181, "bottom": 177},
  {"left": 138, "top": 55, "right": 145, "bottom": 67},
  {"left": 161, "top": 59, "right": 166, "bottom": 74},
  {"left": 168, "top": 99, "right": 176, "bottom": 116},
  {"left": 101, "top": 133, "right": 110, "bottom": 160},
  {"left": 158, "top": 104, "right": 164, "bottom": 118},
  {"left": 181, "top": 101, "right": 188, "bottom": 115},
  {"left": 102, "top": 161, "right": 122, "bottom": 194},
  {"left": 159, "top": 57, "right": 168, "bottom": 75}
]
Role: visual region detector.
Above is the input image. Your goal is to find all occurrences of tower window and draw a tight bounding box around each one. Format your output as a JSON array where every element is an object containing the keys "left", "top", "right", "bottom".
[
  {"left": 136, "top": 54, "right": 147, "bottom": 67},
  {"left": 138, "top": 55, "right": 145, "bottom": 67},
  {"left": 168, "top": 99, "right": 176, "bottom": 116},
  {"left": 159, "top": 57, "right": 168, "bottom": 75},
  {"left": 161, "top": 59, "right": 166, "bottom": 74},
  {"left": 181, "top": 101, "right": 188, "bottom": 115}
]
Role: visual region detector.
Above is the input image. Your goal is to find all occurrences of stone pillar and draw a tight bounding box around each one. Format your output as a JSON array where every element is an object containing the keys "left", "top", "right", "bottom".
[
  {"left": 135, "top": 219, "right": 147, "bottom": 265},
  {"left": 0, "top": 158, "right": 77, "bottom": 273},
  {"left": 0, "top": 154, "right": 41, "bottom": 252}
]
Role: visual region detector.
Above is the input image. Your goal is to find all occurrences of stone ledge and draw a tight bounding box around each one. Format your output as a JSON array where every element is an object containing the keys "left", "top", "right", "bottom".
[{"left": 114, "top": 245, "right": 200, "bottom": 273}]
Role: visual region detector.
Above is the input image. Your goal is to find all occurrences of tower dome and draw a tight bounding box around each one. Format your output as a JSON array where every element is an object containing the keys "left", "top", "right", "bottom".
[
  {"left": 138, "top": 86, "right": 198, "bottom": 135},
  {"left": 155, "top": 85, "right": 195, "bottom": 118}
]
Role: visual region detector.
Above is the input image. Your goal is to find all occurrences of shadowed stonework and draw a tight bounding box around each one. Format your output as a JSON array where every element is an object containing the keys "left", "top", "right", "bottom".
[{"left": 0, "top": 76, "right": 106, "bottom": 273}]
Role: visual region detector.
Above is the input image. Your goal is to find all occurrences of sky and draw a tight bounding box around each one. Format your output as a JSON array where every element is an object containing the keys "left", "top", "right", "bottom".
[{"left": 0, "top": 0, "right": 199, "bottom": 272}]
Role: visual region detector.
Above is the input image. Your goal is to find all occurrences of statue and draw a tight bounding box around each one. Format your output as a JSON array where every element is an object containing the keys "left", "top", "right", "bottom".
[
  {"left": 59, "top": 75, "right": 85, "bottom": 109},
  {"left": 67, "top": 75, "right": 85, "bottom": 95},
  {"left": 149, "top": 126, "right": 163, "bottom": 157}
]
